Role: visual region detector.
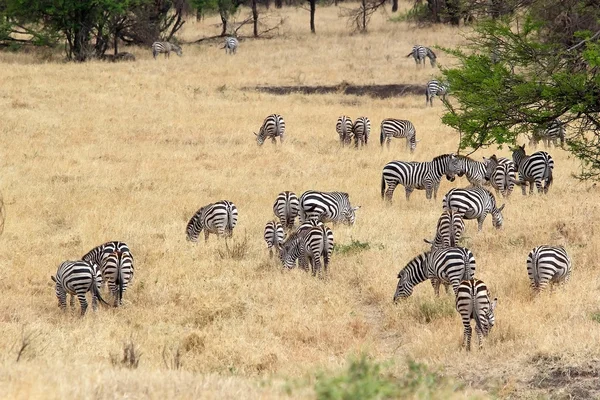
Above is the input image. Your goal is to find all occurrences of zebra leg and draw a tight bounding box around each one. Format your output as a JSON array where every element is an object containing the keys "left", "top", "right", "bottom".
[
  {"left": 92, "top": 292, "right": 98, "bottom": 312},
  {"left": 404, "top": 187, "right": 413, "bottom": 201},
  {"left": 535, "top": 179, "right": 543, "bottom": 194},
  {"left": 386, "top": 138, "right": 391, "bottom": 150},
  {"left": 280, "top": 133, "right": 285, "bottom": 144},
  {"left": 204, "top": 231, "right": 210, "bottom": 242},
  {"left": 477, "top": 215, "right": 486, "bottom": 231},
  {"left": 385, "top": 182, "right": 397, "bottom": 202},
  {"left": 58, "top": 292, "right": 67, "bottom": 311},
  {"left": 78, "top": 293, "right": 88, "bottom": 316},
  {"left": 476, "top": 326, "right": 484, "bottom": 349},
  {"left": 463, "top": 324, "right": 472, "bottom": 351},
  {"left": 444, "top": 282, "right": 451, "bottom": 295},
  {"left": 430, "top": 279, "right": 441, "bottom": 297},
  {"left": 70, "top": 294, "right": 75, "bottom": 309},
  {"left": 269, "top": 247, "right": 273, "bottom": 258}
]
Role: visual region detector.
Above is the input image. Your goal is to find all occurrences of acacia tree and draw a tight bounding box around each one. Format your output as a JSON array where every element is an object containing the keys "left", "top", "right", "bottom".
[{"left": 440, "top": 1, "right": 600, "bottom": 179}]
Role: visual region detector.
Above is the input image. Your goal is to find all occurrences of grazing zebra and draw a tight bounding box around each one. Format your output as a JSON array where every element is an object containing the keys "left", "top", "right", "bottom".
[
  {"left": 255, "top": 114, "right": 285, "bottom": 145},
  {"left": 527, "top": 246, "right": 572, "bottom": 293},
  {"left": 299, "top": 191, "right": 360, "bottom": 225},
  {"left": 82, "top": 241, "right": 134, "bottom": 307},
  {"left": 379, "top": 119, "right": 417, "bottom": 153},
  {"left": 483, "top": 155, "right": 517, "bottom": 198},
  {"left": 51, "top": 260, "right": 109, "bottom": 315},
  {"left": 151, "top": 41, "right": 182, "bottom": 59},
  {"left": 530, "top": 119, "right": 565, "bottom": 148},
  {"left": 186, "top": 200, "right": 238, "bottom": 242},
  {"left": 393, "top": 247, "right": 476, "bottom": 300},
  {"left": 425, "top": 80, "right": 448, "bottom": 106},
  {"left": 273, "top": 191, "right": 300, "bottom": 230},
  {"left": 442, "top": 187, "right": 505, "bottom": 231},
  {"left": 406, "top": 45, "right": 437, "bottom": 67},
  {"left": 456, "top": 279, "right": 497, "bottom": 351},
  {"left": 223, "top": 37, "right": 239, "bottom": 54},
  {"left": 512, "top": 145, "right": 554, "bottom": 195},
  {"left": 450, "top": 155, "right": 489, "bottom": 187},
  {"left": 424, "top": 208, "right": 466, "bottom": 250},
  {"left": 277, "top": 224, "right": 333, "bottom": 276},
  {"left": 336, "top": 116, "right": 353, "bottom": 146},
  {"left": 381, "top": 153, "right": 457, "bottom": 202},
  {"left": 353, "top": 117, "right": 370, "bottom": 148},
  {"left": 264, "top": 220, "right": 285, "bottom": 258}
]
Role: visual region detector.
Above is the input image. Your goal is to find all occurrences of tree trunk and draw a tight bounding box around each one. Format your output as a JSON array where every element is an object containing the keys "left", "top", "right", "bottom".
[
  {"left": 275, "top": 0, "right": 282, "bottom": 8},
  {"left": 309, "top": 0, "right": 316, "bottom": 33},
  {"left": 392, "top": 0, "right": 398, "bottom": 12},
  {"left": 252, "top": 0, "right": 258, "bottom": 37},
  {"left": 220, "top": 13, "right": 227, "bottom": 36},
  {"left": 361, "top": 0, "right": 366, "bottom": 31}
]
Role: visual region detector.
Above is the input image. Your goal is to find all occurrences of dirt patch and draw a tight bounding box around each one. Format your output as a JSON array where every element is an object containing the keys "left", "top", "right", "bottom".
[
  {"left": 245, "top": 82, "right": 424, "bottom": 99},
  {"left": 529, "top": 354, "right": 600, "bottom": 399}
]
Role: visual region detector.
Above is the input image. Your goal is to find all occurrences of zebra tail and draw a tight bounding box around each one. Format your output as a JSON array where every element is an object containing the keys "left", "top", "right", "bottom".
[
  {"left": 406, "top": 52, "right": 413, "bottom": 57},
  {"left": 473, "top": 294, "right": 485, "bottom": 337},
  {"left": 462, "top": 251, "right": 473, "bottom": 281},
  {"left": 545, "top": 164, "right": 553, "bottom": 188},
  {"left": 117, "top": 260, "right": 124, "bottom": 306},
  {"left": 379, "top": 125, "right": 385, "bottom": 146},
  {"left": 92, "top": 274, "right": 110, "bottom": 307},
  {"left": 381, "top": 174, "right": 386, "bottom": 199},
  {"left": 227, "top": 207, "right": 234, "bottom": 233}
]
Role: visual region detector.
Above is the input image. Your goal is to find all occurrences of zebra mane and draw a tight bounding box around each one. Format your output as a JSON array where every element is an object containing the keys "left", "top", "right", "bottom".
[
  {"left": 432, "top": 153, "right": 454, "bottom": 163},
  {"left": 397, "top": 252, "right": 429, "bottom": 278}
]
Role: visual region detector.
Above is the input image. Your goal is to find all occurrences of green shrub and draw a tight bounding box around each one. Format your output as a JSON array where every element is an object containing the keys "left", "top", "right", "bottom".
[{"left": 334, "top": 239, "right": 379, "bottom": 255}]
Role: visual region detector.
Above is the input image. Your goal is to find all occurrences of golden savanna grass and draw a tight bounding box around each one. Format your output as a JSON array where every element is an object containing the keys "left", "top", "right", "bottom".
[{"left": 1, "top": 2, "right": 599, "bottom": 398}]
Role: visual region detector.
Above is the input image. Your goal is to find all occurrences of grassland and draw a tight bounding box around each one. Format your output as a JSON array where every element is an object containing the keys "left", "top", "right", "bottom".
[{"left": 1, "top": 2, "right": 599, "bottom": 399}]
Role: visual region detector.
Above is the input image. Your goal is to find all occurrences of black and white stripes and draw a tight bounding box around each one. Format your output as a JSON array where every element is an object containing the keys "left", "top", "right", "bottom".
[
  {"left": 223, "top": 37, "right": 239, "bottom": 55},
  {"left": 456, "top": 279, "right": 497, "bottom": 351},
  {"left": 299, "top": 190, "right": 360, "bottom": 225},
  {"left": 353, "top": 117, "right": 371, "bottom": 148},
  {"left": 264, "top": 220, "right": 285, "bottom": 258},
  {"left": 255, "top": 114, "right": 285, "bottom": 146},
  {"left": 273, "top": 191, "right": 300, "bottom": 230},
  {"left": 425, "top": 80, "right": 447, "bottom": 106},
  {"left": 526, "top": 246, "right": 571, "bottom": 293},
  {"left": 484, "top": 155, "right": 517, "bottom": 198},
  {"left": 151, "top": 41, "right": 182, "bottom": 59},
  {"left": 442, "top": 187, "right": 505, "bottom": 231},
  {"left": 336, "top": 116, "right": 353, "bottom": 146},
  {"left": 407, "top": 45, "right": 437, "bottom": 67},
  {"left": 186, "top": 200, "right": 238, "bottom": 242},
  {"left": 379, "top": 119, "right": 417, "bottom": 152},
  {"left": 530, "top": 119, "right": 565, "bottom": 148},
  {"left": 512, "top": 145, "right": 554, "bottom": 195},
  {"left": 51, "top": 260, "right": 108, "bottom": 315}
]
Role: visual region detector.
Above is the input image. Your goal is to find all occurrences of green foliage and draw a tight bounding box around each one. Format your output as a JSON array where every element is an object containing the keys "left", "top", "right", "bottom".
[
  {"left": 591, "top": 312, "right": 600, "bottom": 323},
  {"left": 314, "top": 355, "right": 461, "bottom": 400},
  {"left": 411, "top": 298, "right": 456, "bottom": 323},
  {"left": 333, "top": 239, "right": 371, "bottom": 255}
]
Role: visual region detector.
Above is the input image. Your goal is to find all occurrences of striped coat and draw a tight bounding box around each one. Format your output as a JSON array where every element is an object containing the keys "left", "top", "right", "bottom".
[
  {"left": 151, "top": 41, "right": 182, "bottom": 59},
  {"left": 512, "top": 145, "right": 554, "bottom": 195},
  {"left": 51, "top": 260, "right": 108, "bottom": 315},
  {"left": 527, "top": 246, "right": 572, "bottom": 293},
  {"left": 186, "top": 200, "right": 238, "bottom": 242},
  {"left": 456, "top": 279, "right": 497, "bottom": 351}
]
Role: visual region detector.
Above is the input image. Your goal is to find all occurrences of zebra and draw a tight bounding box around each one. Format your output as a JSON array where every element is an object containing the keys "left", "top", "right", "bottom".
[
  {"left": 82, "top": 241, "right": 134, "bottom": 307},
  {"left": 381, "top": 153, "right": 457, "bottom": 202},
  {"left": 527, "top": 246, "right": 572, "bottom": 293},
  {"left": 449, "top": 155, "right": 489, "bottom": 187},
  {"left": 264, "top": 220, "right": 285, "bottom": 258},
  {"left": 255, "top": 114, "right": 285, "bottom": 145},
  {"left": 336, "top": 116, "right": 353, "bottom": 146},
  {"left": 512, "top": 145, "right": 554, "bottom": 195},
  {"left": 456, "top": 279, "right": 497, "bottom": 351},
  {"left": 51, "top": 260, "right": 109, "bottom": 315},
  {"left": 275, "top": 221, "right": 327, "bottom": 270},
  {"left": 442, "top": 187, "right": 505, "bottom": 231},
  {"left": 424, "top": 208, "right": 466, "bottom": 250},
  {"left": 353, "top": 117, "right": 370, "bottom": 148},
  {"left": 530, "top": 119, "right": 566, "bottom": 148},
  {"left": 406, "top": 45, "right": 437, "bottom": 67},
  {"left": 151, "top": 41, "right": 182, "bottom": 59},
  {"left": 393, "top": 247, "right": 476, "bottom": 300},
  {"left": 277, "top": 224, "right": 333, "bottom": 276},
  {"left": 425, "top": 80, "right": 448, "bottom": 106},
  {"left": 223, "top": 37, "right": 239, "bottom": 54},
  {"left": 299, "top": 191, "right": 360, "bottom": 225},
  {"left": 483, "top": 155, "right": 517, "bottom": 198},
  {"left": 273, "top": 191, "right": 299, "bottom": 230},
  {"left": 379, "top": 119, "right": 417, "bottom": 153},
  {"left": 186, "top": 200, "right": 238, "bottom": 242}
]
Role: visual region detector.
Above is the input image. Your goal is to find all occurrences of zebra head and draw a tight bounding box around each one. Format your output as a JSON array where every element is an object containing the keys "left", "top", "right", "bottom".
[
  {"left": 511, "top": 144, "right": 527, "bottom": 165},
  {"left": 254, "top": 128, "right": 266, "bottom": 146},
  {"left": 441, "top": 153, "right": 457, "bottom": 181},
  {"left": 482, "top": 155, "right": 498, "bottom": 182},
  {"left": 393, "top": 253, "right": 428, "bottom": 302},
  {"left": 449, "top": 156, "right": 466, "bottom": 178},
  {"left": 483, "top": 297, "right": 498, "bottom": 336},
  {"left": 491, "top": 203, "right": 505, "bottom": 229},
  {"left": 186, "top": 208, "right": 204, "bottom": 242},
  {"left": 172, "top": 44, "right": 183, "bottom": 57},
  {"left": 343, "top": 206, "right": 360, "bottom": 225}
]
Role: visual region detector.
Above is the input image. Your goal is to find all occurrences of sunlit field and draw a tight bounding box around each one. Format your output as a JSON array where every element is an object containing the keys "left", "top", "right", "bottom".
[{"left": 1, "top": 2, "right": 599, "bottom": 399}]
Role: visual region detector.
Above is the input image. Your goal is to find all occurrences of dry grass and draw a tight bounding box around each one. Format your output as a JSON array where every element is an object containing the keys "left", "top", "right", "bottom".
[{"left": 1, "top": 2, "right": 599, "bottom": 398}]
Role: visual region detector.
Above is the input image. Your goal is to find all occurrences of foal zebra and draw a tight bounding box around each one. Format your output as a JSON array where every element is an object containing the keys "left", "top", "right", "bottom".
[
  {"left": 223, "top": 37, "right": 239, "bottom": 54},
  {"left": 483, "top": 155, "right": 517, "bottom": 198},
  {"left": 336, "top": 116, "right": 353, "bottom": 146},
  {"left": 407, "top": 45, "right": 437, "bottom": 67},
  {"left": 82, "top": 241, "right": 134, "bottom": 307},
  {"left": 379, "top": 119, "right": 417, "bottom": 153},
  {"left": 353, "top": 117, "right": 370, "bottom": 148},
  {"left": 264, "top": 220, "right": 285, "bottom": 258},
  {"left": 512, "top": 145, "right": 554, "bottom": 195},
  {"left": 425, "top": 208, "right": 466, "bottom": 250},
  {"left": 393, "top": 247, "right": 476, "bottom": 300},
  {"left": 273, "top": 191, "right": 300, "bottom": 230},
  {"left": 255, "top": 114, "right": 285, "bottom": 145},
  {"left": 456, "top": 279, "right": 497, "bottom": 351},
  {"left": 530, "top": 119, "right": 565, "bottom": 148},
  {"left": 381, "top": 153, "right": 457, "bottom": 202},
  {"left": 299, "top": 191, "right": 360, "bottom": 225},
  {"left": 151, "top": 41, "right": 182, "bottom": 59},
  {"left": 51, "top": 260, "right": 109, "bottom": 315},
  {"left": 442, "top": 187, "right": 505, "bottom": 231},
  {"left": 425, "top": 80, "right": 447, "bottom": 106},
  {"left": 450, "top": 155, "right": 489, "bottom": 187},
  {"left": 527, "top": 246, "right": 572, "bottom": 293},
  {"left": 186, "top": 200, "right": 238, "bottom": 242}
]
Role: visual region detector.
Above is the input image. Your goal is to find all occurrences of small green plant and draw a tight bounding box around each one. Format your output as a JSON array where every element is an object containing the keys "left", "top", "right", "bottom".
[
  {"left": 591, "top": 312, "right": 600, "bottom": 323},
  {"left": 412, "top": 298, "right": 456, "bottom": 324},
  {"left": 333, "top": 239, "right": 371, "bottom": 255}
]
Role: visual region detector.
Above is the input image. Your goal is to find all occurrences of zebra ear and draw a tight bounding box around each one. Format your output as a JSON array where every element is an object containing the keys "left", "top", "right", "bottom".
[
  {"left": 51, "top": 275, "right": 56, "bottom": 283},
  {"left": 491, "top": 297, "right": 498, "bottom": 310},
  {"left": 423, "top": 238, "right": 433, "bottom": 244},
  {"left": 352, "top": 206, "right": 361, "bottom": 211},
  {"left": 254, "top": 132, "right": 258, "bottom": 136},
  {"left": 498, "top": 204, "right": 505, "bottom": 212}
]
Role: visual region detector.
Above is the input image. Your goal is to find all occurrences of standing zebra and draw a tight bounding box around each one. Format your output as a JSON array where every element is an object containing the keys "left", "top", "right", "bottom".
[
  {"left": 277, "top": 224, "right": 333, "bottom": 276},
  {"left": 186, "top": 200, "right": 238, "bottom": 242},
  {"left": 353, "top": 117, "right": 370, "bottom": 148},
  {"left": 82, "top": 241, "right": 134, "bottom": 307},
  {"left": 526, "top": 246, "right": 572, "bottom": 293},
  {"left": 379, "top": 119, "right": 417, "bottom": 153},
  {"left": 336, "top": 116, "right": 353, "bottom": 146},
  {"left": 456, "top": 279, "right": 497, "bottom": 351},
  {"left": 425, "top": 80, "right": 448, "bottom": 106},
  {"left": 406, "top": 45, "right": 437, "bottom": 67},
  {"left": 450, "top": 156, "right": 489, "bottom": 187},
  {"left": 512, "top": 145, "right": 554, "bottom": 195},
  {"left": 381, "top": 154, "right": 457, "bottom": 202},
  {"left": 151, "top": 41, "right": 182, "bottom": 59},
  {"left": 442, "top": 187, "right": 505, "bottom": 231},
  {"left": 299, "top": 191, "right": 360, "bottom": 225},
  {"left": 51, "top": 260, "right": 109, "bottom": 315},
  {"left": 273, "top": 191, "right": 300, "bottom": 230},
  {"left": 223, "top": 37, "right": 239, "bottom": 54},
  {"left": 424, "top": 208, "right": 466, "bottom": 250},
  {"left": 483, "top": 155, "right": 517, "bottom": 198},
  {"left": 255, "top": 114, "right": 285, "bottom": 145},
  {"left": 264, "top": 220, "right": 285, "bottom": 258},
  {"left": 530, "top": 119, "right": 565, "bottom": 148},
  {"left": 393, "top": 247, "right": 476, "bottom": 300}
]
